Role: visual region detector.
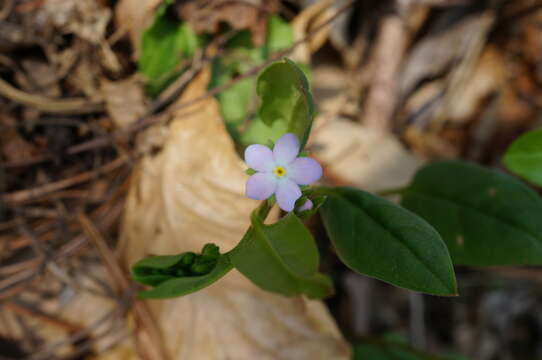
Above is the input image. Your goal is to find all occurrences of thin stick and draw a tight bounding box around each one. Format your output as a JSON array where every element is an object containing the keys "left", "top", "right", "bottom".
[
  {"left": 5, "top": 302, "right": 82, "bottom": 333},
  {"left": 0, "top": 77, "right": 104, "bottom": 114},
  {"left": 78, "top": 214, "right": 170, "bottom": 360},
  {"left": 2, "top": 157, "right": 127, "bottom": 205}
]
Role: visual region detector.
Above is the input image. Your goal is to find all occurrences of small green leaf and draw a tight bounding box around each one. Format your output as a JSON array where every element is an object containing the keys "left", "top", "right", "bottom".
[
  {"left": 401, "top": 160, "right": 542, "bottom": 266},
  {"left": 504, "top": 128, "right": 542, "bottom": 186},
  {"left": 256, "top": 58, "right": 315, "bottom": 147},
  {"left": 137, "top": 255, "right": 233, "bottom": 299},
  {"left": 138, "top": 2, "right": 199, "bottom": 96},
  {"left": 229, "top": 212, "right": 332, "bottom": 298},
  {"left": 319, "top": 187, "right": 457, "bottom": 296}
]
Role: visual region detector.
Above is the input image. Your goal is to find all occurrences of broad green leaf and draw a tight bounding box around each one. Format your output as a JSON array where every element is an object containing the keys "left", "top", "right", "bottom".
[
  {"left": 137, "top": 255, "right": 233, "bottom": 299},
  {"left": 256, "top": 58, "right": 315, "bottom": 147},
  {"left": 504, "top": 128, "right": 542, "bottom": 186},
  {"left": 319, "top": 187, "right": 456, "bottom": 296},
  {"left": 138, "top": 2, "right": 199, "bottom": 96},
  {"left": 229, "top": 212, "right": 333, "bottom": 298},
  {"left": 401, "top": 160, "right": 542, "bottom": 266}
]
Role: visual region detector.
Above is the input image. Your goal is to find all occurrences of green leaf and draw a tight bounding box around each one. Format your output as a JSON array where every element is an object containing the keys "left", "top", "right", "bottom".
[
  {"left": 240, "top": 115, "right": 288, "bottom": 146},
  {"left": 132, "top": 253, "right": 186, "bottom": 286},
  {"left": 131, "top": 243, "right": 231, "bottom": 298},
  {"left": 319, "top": 187, "right": 457, "bottom": 296},
  {"left": 401, "top": 160, "right": 542, "bottom": 266},
  {"left": 353, "top": 337, "right": 467, "bottom": 360},
  {"left": 137, "top": 255, "right": 233, "bottom": 299},
  {"left": 256, "top": 58, "right": 315, "bottom": 147},
  {"left": 138, "top": 2, "right": 199, "bottom": 95},
  {"left": 263, "top": 15, "right": 294, "bottom": 57},
  {"left": 504, "top": 128, "right": 542, "bottom": 186},
  {"left": 229, "top": 212, "right": 333, "bottom": 298}
]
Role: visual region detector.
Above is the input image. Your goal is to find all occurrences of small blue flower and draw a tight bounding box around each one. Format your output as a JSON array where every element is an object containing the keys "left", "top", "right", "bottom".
[{"left": 244, "top": 133, "right": 322, "bottom": 212}]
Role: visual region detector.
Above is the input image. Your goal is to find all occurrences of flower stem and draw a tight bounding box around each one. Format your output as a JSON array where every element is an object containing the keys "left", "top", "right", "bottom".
[{"left": 376, "top": 186, "right": 408, "bottom": 197}]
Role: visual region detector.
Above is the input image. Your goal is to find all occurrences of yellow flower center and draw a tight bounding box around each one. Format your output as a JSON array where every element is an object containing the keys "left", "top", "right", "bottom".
[{"left": 274, "top": 166, "right": 286, "bottom": 177}]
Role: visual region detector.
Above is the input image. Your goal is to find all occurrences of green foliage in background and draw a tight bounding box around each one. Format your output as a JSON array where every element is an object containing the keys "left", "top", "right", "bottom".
[
  {"left": 504, "top": 128, "right": 542, "bottom": 186},
  {"left": 401, "top": 161, "right": 542, "bottom": 266},
  {"left": 138, "top": 0, "right": 200, "bottom": 96}
]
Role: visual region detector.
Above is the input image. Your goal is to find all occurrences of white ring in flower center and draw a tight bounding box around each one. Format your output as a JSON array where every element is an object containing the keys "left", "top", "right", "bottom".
[{"left": 274, "top": 166, "right": 286, "bottom": 177}]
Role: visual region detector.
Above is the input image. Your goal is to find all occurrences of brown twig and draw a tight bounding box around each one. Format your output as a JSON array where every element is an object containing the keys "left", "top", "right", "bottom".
[
  {"left": 362, "top": 2, "right": 409, "bottom": 132},
  {"left": 0, "top": 77, "right": 104, "bottom": 114},
  {"left": 2, "top": 157, "right": 127, "bottom": 205},
  {"left": 5, "top": 302, "right": 82, "bottom": 334},
  {"left": 78, "top": 214, "right": 170, "bottom": 360}
]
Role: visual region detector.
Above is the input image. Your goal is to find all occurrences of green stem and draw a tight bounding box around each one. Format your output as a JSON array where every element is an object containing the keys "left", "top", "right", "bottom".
[
  {"left": 227, "top": 200, "right": 273, "bottom": 257},
  {"left": 376, "top": 186, "right": 408, "bottom": 197}
]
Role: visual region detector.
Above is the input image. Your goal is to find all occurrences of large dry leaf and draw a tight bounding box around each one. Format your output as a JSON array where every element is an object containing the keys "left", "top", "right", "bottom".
[
  {"left": 118, "top": 68, "right": 350, "bottom": 360},
  {"left": 312, "top": 118, "right": 424, "bottom": 192}
]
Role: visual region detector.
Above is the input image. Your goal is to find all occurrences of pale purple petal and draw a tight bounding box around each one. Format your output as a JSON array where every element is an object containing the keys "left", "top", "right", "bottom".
[
  {"left": 298, "top": 199, "right": 313, "bottom": 212},
  {"left": 273, "top": 133, "right": 300, "bottom": 165},
  {"left": 276, "top": 179, "right": 302, "bottom": 212},
  {"left": 245, "top": 144, "right": 274, "bottom": 172},
  {"left": 246, "top": 173, "right": 277, "bottom": 200},
  {"left": 288, "top": 157, "right": 322, "bottom": 185}
]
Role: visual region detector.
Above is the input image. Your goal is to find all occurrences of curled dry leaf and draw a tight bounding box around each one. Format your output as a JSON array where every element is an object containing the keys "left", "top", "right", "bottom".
[
  {"left": 42, "top": 0, "right": 111, "bottom": 44},
  {"left": 118, "top": 68, "right": 350, "bottom": 359},
  {"left": 175, "top": 0, "right": 279, "bottom": 46},
  {"left": 399, "top": 10, "right": 487, "bottom": 97},
  {"left": 101, "top": 77, "right": 147, "bottom": 129},
  {"left": 291, "top": 0, "right": 334, "bottom": 63}
]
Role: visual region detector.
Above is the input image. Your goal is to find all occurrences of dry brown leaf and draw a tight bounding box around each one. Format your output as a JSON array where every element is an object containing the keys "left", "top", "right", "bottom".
[
  {"left": 42, "top": 0, "right": 111, "bottom": 44},
  {"left": 0, "top": 115, "right": 38, "bottom": 164},
  {"left": 115, "top": 0, "right": 162, "bottom": 58},
  {"left": 117, "top": 67, "right": 350, "bottom": 360},
  {"left": 175, "top": 0, "right": 278, "bottom": 46},
  {"left": 446, "top": 46, "right": 505, "bottom": 124},
  {"left": 312, "top": 118, "right": 424, "bottom": 192},
  {"left": 400, "top": 11, "right": 487, "bottom": 96},
  {"left": 101, "top": 77, "right": 147, "bottom": 129},
  {"left": 0, "top": 264, "right": 129, "bottom": 357},
  {"left": 291, "top": 0, "right": 333, "bottom": 63}
]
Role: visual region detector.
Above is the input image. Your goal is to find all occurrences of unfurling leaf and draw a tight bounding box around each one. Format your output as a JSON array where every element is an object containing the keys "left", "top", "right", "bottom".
[{"left": 132, "top": 243, "right": 232, "bottom": 299}]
